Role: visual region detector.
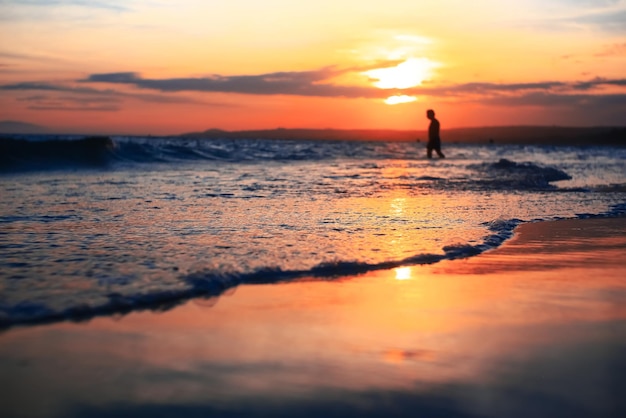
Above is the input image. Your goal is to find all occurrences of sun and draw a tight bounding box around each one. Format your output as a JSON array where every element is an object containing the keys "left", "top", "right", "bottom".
[
  {"left": 385, "top": 95, "right": 417, "bottom": 105},
  {"left": 356, "top": 33, "right": 440, "bottom": 104},
  {"left": 394, "top": 266, "right": 413, "bottom": 280},
  {"left": 363, "top": 57, "right": 439, "bottom": 105},
  {"left": 365, "top": 57, "right": 437, "bottom": 89}
]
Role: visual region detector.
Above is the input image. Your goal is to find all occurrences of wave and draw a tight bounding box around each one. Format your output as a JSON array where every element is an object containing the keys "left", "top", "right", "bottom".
[
  {"left": 0, "top": 136, "right": 227, "bottom": 171},
  {"left": 3, "top": 134, "right": 625, "bottom": 171},
  {"left": 0, "top": 216, "right": 534, "bottom": 329},
  {"left": 0, "top": 136, "right": 116, "bottom": 171},
  {"left": 2, "top": 203, "right": 625, "bottom": 330},
  {"left": 0, "top": 135, "right": 383, "bottom": 171},
  {"left": 466, "top": 158, "right": 572, "bottom": 190},
  {"left": 407, "top": 158, "right": 574, "bottom": 192},
  {"left": 1, "top": 137, "right": 575, "bottom": 193}
]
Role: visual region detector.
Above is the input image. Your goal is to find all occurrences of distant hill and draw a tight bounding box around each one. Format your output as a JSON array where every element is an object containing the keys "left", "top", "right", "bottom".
[
  {"left": 182, "top": 126, "right": 626, "bottom": 145},
  {"left": 183, "top": 128, "right": 421, "bottom": 142},
  {"left": 0, "top": 120, "right": 48, "bottom": 134}
]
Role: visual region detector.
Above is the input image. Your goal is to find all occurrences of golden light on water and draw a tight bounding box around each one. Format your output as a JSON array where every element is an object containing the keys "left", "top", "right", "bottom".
[{"left": 395, "top": 266, "right": 412, "bottom": 280}]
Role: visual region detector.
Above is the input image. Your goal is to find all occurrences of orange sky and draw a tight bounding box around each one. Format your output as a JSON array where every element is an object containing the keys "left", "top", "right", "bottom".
[{"left": 1, "top": 0, "right": 625, "bottom": 135}]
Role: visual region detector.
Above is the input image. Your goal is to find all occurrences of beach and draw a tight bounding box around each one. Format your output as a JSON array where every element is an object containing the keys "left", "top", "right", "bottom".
[
  {"left": 3, "top": 1, "right": 626, "bottom": 416},
  {"left": 1, "top": 215, "right": 625, "bottom": 418}
]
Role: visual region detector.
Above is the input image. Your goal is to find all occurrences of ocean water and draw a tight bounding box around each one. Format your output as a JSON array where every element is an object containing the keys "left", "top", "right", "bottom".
[{"left": 1, "top": 136, "right": 625, "bottom": 327}]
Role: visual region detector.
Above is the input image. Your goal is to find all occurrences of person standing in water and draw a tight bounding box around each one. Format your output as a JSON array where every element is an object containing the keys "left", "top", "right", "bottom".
[{"left": 426, "top": 109, "right": 445, "bottom": 158}]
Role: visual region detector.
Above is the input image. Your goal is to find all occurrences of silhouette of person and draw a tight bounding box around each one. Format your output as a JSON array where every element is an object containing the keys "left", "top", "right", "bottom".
[{"left": 426, "top": 109, "right": 445, "bottom": 158}]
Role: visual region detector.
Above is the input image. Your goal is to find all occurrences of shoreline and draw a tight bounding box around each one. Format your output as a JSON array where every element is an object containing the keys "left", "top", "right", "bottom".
[
  {"left": 2, "top": 212, "right": 622, "bottom": 331},
  {"left": 1, "top": 216, "right": 625, "bottom": 417}
]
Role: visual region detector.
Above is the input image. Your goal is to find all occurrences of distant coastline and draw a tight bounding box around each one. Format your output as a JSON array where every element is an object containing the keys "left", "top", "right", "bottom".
[
  {"left": 1, "top": 120, "right": 625, "bottom": 146},
  {"left": 182, "top": 126, "right": 626, "bottom": 146}
]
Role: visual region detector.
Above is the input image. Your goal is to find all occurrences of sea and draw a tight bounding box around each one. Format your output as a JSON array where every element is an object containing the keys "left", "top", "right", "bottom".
[{"left": 1, "top": 135, "right": 625, "bottom": 328}]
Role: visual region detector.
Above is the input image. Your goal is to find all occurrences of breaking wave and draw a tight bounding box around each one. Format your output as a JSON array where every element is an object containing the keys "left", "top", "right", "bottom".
[
  {"left": 5, "top": 202, "right": 625, "bottom": 330},
  {"left": 0, "top": 136, "right": 116, "bottom": 171},
  {"left": 1, "top": 135, "right": 412, "bottom": 171},
  {"left": 467, "top": 158, "right": 572, "bottom": 190},
  {"left": 0, "top": 216, "right": 523, "bottom": 329}
]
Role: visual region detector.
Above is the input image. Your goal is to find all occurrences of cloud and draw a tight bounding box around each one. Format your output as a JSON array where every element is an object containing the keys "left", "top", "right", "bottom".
[
  {"left": 18, "top": 94, "right": 119, "bottom": 103},
  {"left": 1, "top": 81, "right": 104, "bottom": 94},
  {"left": 1, "top": 0, "right": 129, "bottom": 12},
  {"left": 518, "top": 1, "right": 626, "bottom": 33},
  {"left": 0, "top": 51, "right": 55, "bottom": 61},
  {"left": 0, "top": 0, "right": 130, "bottom": 23},
  {"left": 13, "top": 91, "right": 121, "bottom": 111},
  {"left": 3, "top": 67, "right": 626, "bottom": 115},
  {"left": 28, "top": 105, "right": 121, "bottom": 112},
  {"left": 568, "top": 8, "right": 626, "bottom": 31},
  {"left": 571, "top": 77, "right": 626, "bottom": 90},
  {"left": 0, "top": 80, "right": 220, "bottom": 106},
  {"left": 82, "top": 69, "right": 391, "bottom": 99},
  {"left": 594, "top": 42, "right": 626, "bottom": 57},
  {"left": 0, "top": 51, "right": 71, "bottom": 70},
  {"left": 482, "top": 92, "right": 626, "bottom": 107},
  {"left": 80, "top": 68, "right": 626, "bottom": 101},
  {"left": 0, "top": 51, "right": 70, "bottom": 74},
  {"left": 551, "top": 0, "right": 622, "bottom": 6},
  {"left": 405, "top": 78, "right": 626, "bottom": 96}
]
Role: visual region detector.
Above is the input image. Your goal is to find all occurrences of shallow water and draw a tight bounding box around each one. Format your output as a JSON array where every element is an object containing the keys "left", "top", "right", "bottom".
[{"left": 1, "top": 138, "right": 625, "bottom": 326}]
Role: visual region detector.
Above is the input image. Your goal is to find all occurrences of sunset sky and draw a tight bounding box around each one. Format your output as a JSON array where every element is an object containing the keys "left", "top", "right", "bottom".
[{"left": 1, "top": 0, "right": 625, "bottom": 135}]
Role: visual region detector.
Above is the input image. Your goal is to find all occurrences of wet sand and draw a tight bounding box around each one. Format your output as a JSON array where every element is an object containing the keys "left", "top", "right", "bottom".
[{"left": 1, "top": 217, "right": 625, "bottom": 418}]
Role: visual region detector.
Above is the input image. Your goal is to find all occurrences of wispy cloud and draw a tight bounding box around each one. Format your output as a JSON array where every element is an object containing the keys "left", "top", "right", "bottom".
[
  {"left": 0, "top": 0, "right": 131, "bottom": 22},
  {"left": 11, "top": 88, "right": 122, "bottom": 111},
  {"left": 2, "top": 81, "right": 105, "bottom": 94},
  {"left": 17, "top": 93, "right": 121, "bottom": 112},
  {"left": 78, "top": 68, "right": 626, "bottom": 100},
  {"left": 0, "top": 51, "right": 71, "bottom": 75},
  {"left": 482, "top": 92, "right": 626, "bottom": 107},
  {"left": 82, "top": 69, "right": 391, "bottom": 99},
  {"left": 0, "top": 51, "right": 58, "bottom": 61},
  {"left": 550, "top": 0, "right": 622, "bottom": 6},
  {"left": 566, "top": 8, "right": 626, "bottom": 31},
  {"left": 405, "top": 77, "right": 626, "bottom": 114},
  {"left": 1, "top": 0, "right": 129, "bottom": 12},
  {"left": 0, "top": 79, "right": 230, "bottom": 111},
  {"left": 403, "top": 77, "right": 626, "bottom": 97},
  {"left": 1, "top": 81, "right": 211, "bottom": 103},
  {"left": 518, "top": 0, "right": 626, "bottom": 32},
  {"left": 3, "top": 67, "right": 626, "bottom": 113},
  {"left": 594, "top": 42, "right": 626, "bottom": 56},
  {"left": 18, "top": 94, "right": 119, "bottom": 104}
]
